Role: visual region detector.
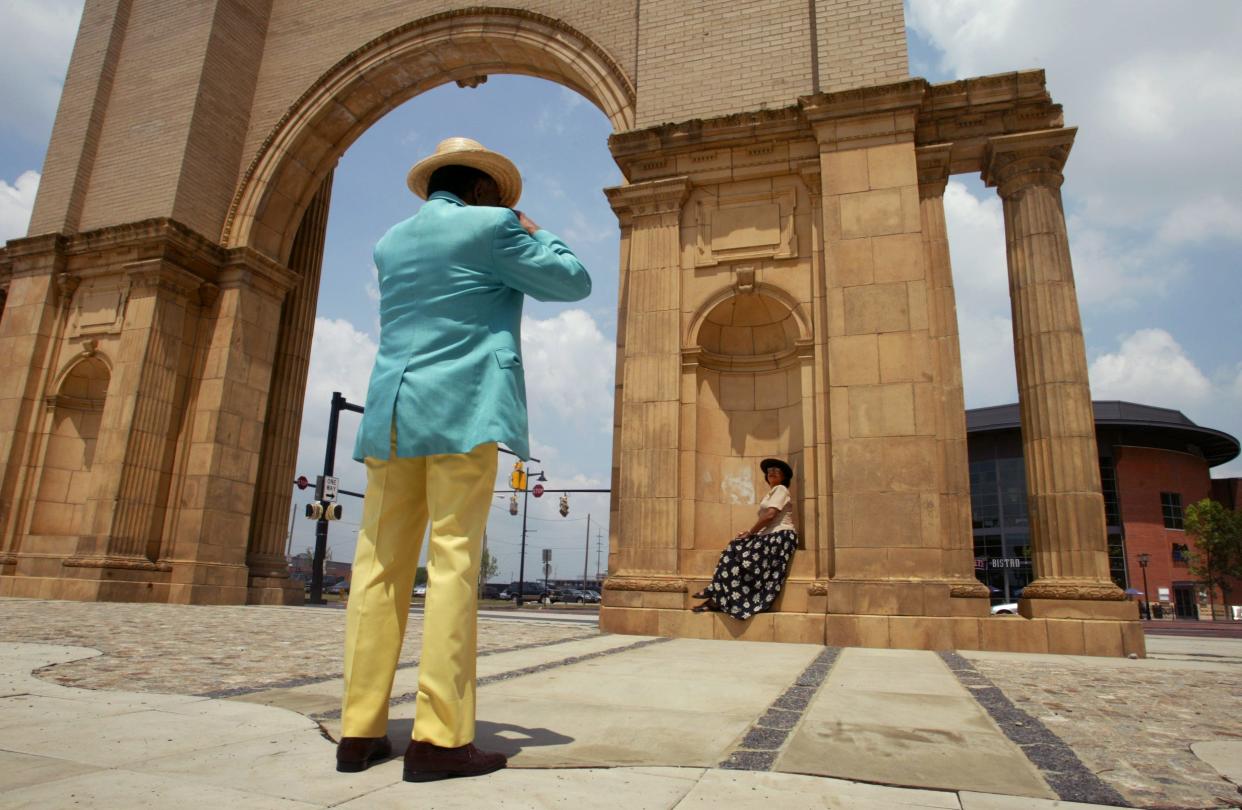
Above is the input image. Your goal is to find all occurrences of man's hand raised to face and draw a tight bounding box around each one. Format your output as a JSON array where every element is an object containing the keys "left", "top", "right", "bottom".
[{"left": 513, "top": 210, "right": 540, "bottom": 236}]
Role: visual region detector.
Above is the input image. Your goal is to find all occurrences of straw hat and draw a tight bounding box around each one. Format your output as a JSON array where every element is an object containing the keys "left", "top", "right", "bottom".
[{"left": 406, "top": 137, "right": 522, "bottom": 207}]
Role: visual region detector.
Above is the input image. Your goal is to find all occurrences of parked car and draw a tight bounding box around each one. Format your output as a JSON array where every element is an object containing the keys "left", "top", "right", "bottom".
[
  {"left": 550, "top": 588, "right": 585, "bottom": 603},
  {"left": 990, "top": 602, "right": 1018, "bottom": 615},
  {"left": 498, "top": 582, "right": 545, "bottom": 600},
  {"left": 480, "top": 583, "right": 505, "bottom": 600},
  {"left": 412, "top": 583, "right": 427, "bottom": 597},
  {"left": 325, "top": 580, "right": 350, "bottom": 595},
  {"left": 580, "top": 590, "right": 601, "bottom": 604}
]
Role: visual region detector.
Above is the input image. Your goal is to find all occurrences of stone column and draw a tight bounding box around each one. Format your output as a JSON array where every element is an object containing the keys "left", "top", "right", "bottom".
[
  {"left": 600, "top": 177, "right": 690, "bottom": 633},
  {"left": 918, "top": 145, "right": 988, "bottom": 604},
  {"left": 983, "top": 128, "right": 1124, "bottom": 612},
  {"left": 245, "top": 172, "right": 333, "bottom": 605}
]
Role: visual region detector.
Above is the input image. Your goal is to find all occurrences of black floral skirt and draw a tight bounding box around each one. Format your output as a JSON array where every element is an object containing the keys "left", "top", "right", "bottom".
[{"left": 702, "top": 529, "right": 798, "bottom": 620}]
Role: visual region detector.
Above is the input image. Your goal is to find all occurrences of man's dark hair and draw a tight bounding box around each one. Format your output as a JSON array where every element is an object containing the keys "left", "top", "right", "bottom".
[{"left": 427, "top": 164, "right": 493, "bottom": 199}]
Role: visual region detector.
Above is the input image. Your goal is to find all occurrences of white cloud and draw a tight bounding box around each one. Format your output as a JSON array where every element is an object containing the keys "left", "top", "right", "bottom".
[
  {"left": 0, "top": 0, "right": 83, "bottom": 143},
  {"left": 521, "top": 309, "right": 614, "bottom": 433},
  {"left": 1089, "top": 328, "right": 1213, "bottom": 408},
  {"left": 940, "top": 180, "right": 1017, "bottom": 407},
  {"left": 907, "top": 1, "right": 1242, "bottom": 235},
  {"left": 0, "top": 170, "right": 40, "bottom": 244}
]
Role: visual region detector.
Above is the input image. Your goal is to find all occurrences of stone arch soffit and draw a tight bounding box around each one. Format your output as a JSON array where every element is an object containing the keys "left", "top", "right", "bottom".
[
  {"left": 686, "top": 283, "right": 811, "bottom": 350},
  {"left": 223, "top": 7, "right": 636, "bottom": 264}
]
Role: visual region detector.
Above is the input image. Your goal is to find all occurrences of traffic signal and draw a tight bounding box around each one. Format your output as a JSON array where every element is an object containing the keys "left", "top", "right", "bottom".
[
  {"left": 305, "top": 501, "right": 343, "bottom": 520},
  {"left": 508, "top": 494, "right": 519, "bottom": 515},
  {"left": 509, "top": 461, "right": 527, "bottom": 491},
  {"left": 558, "top": 494, "right": 569, "bottom": 517}
]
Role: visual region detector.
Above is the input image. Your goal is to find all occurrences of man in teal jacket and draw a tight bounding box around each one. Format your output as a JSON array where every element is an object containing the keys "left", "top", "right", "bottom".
[{"left": 336, "top": 138, "right": 591, "bottom": 782}]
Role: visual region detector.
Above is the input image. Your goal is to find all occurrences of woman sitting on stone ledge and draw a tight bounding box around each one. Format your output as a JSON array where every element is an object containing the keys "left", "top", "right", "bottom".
[{"left": 692, "top": 458, "right": 798, "bottom": 619}]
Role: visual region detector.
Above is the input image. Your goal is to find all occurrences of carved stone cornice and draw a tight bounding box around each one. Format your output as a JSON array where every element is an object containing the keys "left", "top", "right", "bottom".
[
  {"left": 603, "top": 576, "right": 686, "bottom": 593},
  {"left": 608, "top": 106, "right": 806, "bottom": 169},
  {"left": 124, "top": 257, "right": 205, "bottom": 299},
  {"left": 221, "top": 246, "right": 300, "bottom": 299},
  {"left": 982, "top": 128, "right": 1077, "bottom": 199},
  {"left": 604, "top": 177, "right": 692, "bottom": 226},
  {"left": 917, "top": 70, "right": 1064, "bottom": 176},
  {"left": 916, "top": 144, "right": 953, "bottom": 199},
  {"left": 1020, "top": 578, "right": 1126, "bottom": 602},
  {"left": 800, "top": 78, "right": 928, "bottom": 123}
]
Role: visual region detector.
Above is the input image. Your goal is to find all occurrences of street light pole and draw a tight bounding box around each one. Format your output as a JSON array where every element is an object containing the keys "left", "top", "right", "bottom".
[
  {"left": 1138, "top": 552, "right": 1151, "bottom": 621},
  {"left": 515, "top": 468, "right": 545, "bottom": 608}
]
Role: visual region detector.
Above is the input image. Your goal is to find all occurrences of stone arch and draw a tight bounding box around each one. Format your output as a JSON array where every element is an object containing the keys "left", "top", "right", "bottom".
[
  {"left": 223, "top": 7, "right": 636, "bottom": 263},
  {"left": 29, "top": 355, "right": 111, "bottom": 538},
  {"left": 687, "top": 285, "right": 811, "bottom": 367},
  {"left": 686, "top": 290, "right": 814, "bottom": 570}
]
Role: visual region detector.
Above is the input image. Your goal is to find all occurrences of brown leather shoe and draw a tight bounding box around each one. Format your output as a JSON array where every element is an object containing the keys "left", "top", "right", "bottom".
[
  {"left": 403, "top": 740, "right": 507, "bottom": 782},
  {"left": 336, "top": 735, "right": 393, "bottom": 772}
]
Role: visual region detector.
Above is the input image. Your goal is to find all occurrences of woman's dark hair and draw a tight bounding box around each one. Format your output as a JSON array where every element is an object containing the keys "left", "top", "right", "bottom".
[{"left": 427, "top": 164, "right": 493, "bottom": 199}]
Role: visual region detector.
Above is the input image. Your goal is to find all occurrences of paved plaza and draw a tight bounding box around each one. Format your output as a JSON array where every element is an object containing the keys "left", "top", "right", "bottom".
[{"left": 1, "top": 598, "right": 1239, "bottom": 809}]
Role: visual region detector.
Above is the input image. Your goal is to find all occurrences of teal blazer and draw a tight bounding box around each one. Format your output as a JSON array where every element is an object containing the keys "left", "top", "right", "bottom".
[{"left": 352, "top": 191, "right": 591, "bottom": 462}]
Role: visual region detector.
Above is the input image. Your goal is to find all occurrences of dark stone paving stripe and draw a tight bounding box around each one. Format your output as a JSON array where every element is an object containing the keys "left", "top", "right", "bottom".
[
  {"left": 938, "top": 651, "right": 1131, "bottom": 808},
  {"left": 718, "top": 646, "right": 840, "bottom": 771},
  {"left": 200, "top": 632, "right": 597, "bottom": 699},
  {"left": 310, "top": 636, "right": 672, "bottom": 721}
]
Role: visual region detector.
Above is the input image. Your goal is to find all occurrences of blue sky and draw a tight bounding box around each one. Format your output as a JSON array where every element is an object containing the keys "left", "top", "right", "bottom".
[{"left": 3, "top": 1, "right": 1240, "bottom": 580}]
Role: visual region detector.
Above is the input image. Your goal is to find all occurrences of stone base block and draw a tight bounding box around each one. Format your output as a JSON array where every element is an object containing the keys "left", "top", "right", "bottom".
[
  {"left": 247, "top": 577, "right": 303, "bottom": 606},
  {"left": 827, "top": 579, "right": 982, "bottom": 617},
  {"left": 1019, "top": 598, "right": 1139, "bottom": 621},
  {"left": 0, "top": 572, "right": 170, "bottom": 603},
  {"left": 602, "top": 605, "right": 1146, "bottom": 657}
]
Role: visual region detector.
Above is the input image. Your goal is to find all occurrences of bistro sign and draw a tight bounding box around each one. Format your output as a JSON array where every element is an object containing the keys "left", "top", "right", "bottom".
[{"left": 974, "top": 557, "right": 1030, "bottom": 570}]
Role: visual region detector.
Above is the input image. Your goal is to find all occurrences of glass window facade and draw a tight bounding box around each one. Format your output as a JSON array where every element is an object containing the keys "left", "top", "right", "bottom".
[
  {"left": 969, "top": 446, "right": 1129, "bottom": 600},
  {"left": 1161, "top": 492, "right": 1184, "bottom": 530}
]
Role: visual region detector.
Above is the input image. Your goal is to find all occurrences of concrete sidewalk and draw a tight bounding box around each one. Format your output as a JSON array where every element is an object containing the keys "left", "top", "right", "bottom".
[{"left": 1, "top": 625, "right": 1240, "bottom": 808}]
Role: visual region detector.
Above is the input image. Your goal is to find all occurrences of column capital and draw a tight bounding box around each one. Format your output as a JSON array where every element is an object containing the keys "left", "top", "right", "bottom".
[
  {"left": 916, "top": 144, "right": 953, "bottom": 199},
  {"left": 604, "top": 177, "right": 691, "bottom": 227},
  {"left": 982, "top": 127, "right": 1077, "bottom": 198}
]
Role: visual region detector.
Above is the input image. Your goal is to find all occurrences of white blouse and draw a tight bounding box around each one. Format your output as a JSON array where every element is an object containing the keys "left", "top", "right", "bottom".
[{"left": 757, "top": 484, "right": 796, "bottom": 534}]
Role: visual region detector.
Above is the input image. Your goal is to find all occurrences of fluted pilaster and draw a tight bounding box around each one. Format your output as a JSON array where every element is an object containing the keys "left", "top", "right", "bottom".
[
  {"left": 983, "top": 129, "right": 1121, "bottom": 601},
  {"left": 603, "top": 178, "right": 689, "bottom": 578},
  {"left": 246, "top": 172, "right": 333, "bottom": 594},
  {"left": 76, "top": 261, "right": 198, "bottom": 563},
  {"left": 918, "top": 145, "right": 987, "bottom": 599}
]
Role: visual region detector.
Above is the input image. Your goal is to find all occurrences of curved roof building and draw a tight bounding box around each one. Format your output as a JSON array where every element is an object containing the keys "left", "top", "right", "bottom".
[{"left": 966, "top": 401, "right": 1240, "bottom": 619}]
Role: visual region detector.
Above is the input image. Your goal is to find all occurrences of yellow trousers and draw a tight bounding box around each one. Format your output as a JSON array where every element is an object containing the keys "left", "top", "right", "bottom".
[{"left": 341, "top": 439, "right": 497, "bottom": 746}]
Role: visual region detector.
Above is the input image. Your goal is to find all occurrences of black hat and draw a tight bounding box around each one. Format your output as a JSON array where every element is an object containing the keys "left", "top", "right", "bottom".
[{"left": 760, "top": 458, "right": 793, "bottom": 484}]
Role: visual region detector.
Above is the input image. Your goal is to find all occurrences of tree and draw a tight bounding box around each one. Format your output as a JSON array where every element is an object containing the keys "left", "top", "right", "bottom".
[
  {"left": 478, "top": 535, "right": 499, "bottom": 597},
  {"left": 1184, "top": 498, "right": 1242, "bottom": 621}
]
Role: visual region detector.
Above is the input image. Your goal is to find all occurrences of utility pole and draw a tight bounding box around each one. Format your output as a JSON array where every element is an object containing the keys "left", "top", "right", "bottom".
[
  {"left": 595, "top": 528, "right": 604, "bottom": 580},
  {"left": 285, "top": 501, "right": 297, "bottom": 559},
  {"left": 582, "top": 514, "right": 591, "bottom": 589}
]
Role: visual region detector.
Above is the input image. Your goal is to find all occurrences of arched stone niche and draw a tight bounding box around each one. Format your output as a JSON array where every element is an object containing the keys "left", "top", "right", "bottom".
[
  {"left": 30, "top": 356, "right": 110, "bottom": 542},
  {"left": 684, "top": 288, "right": 815, "bottom": 581}
]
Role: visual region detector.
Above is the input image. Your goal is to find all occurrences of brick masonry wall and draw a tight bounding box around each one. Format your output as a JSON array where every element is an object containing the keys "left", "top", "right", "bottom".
[
  {"left": 1114, "top": 446, "right": 1216, "bottom": 611},
  {"left": 31, "top": 0, "right": 909, "bottom": 242}
]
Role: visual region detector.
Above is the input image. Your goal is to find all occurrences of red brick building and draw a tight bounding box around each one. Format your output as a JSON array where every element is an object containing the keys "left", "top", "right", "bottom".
[{"left": 967, "top": 401, "right": 1240, "bottom": 621}]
